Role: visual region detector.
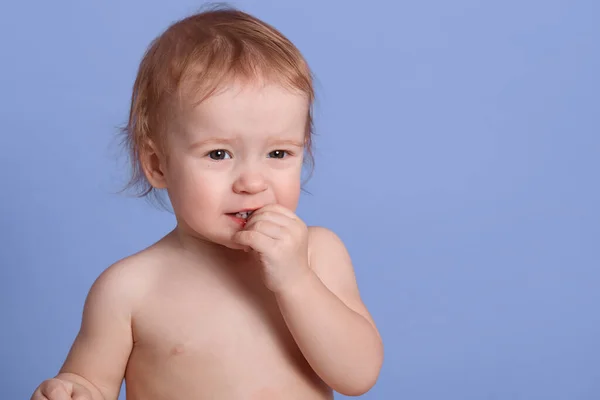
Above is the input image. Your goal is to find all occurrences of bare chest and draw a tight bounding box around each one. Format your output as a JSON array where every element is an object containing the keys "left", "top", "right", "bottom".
[
  {"left": 124, "top": 264, "right": 331, "bottom": 399},
  {"left": 134, "top": 273, "right": 294, "bottom": 361}
]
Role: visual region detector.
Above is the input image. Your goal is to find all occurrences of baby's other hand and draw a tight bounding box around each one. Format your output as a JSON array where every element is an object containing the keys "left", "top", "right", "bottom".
[{"left": 31, "top": 377, "right": 92, "bottom": 400}]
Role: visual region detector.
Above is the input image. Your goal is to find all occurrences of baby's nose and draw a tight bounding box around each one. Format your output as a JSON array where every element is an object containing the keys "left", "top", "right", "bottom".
[{"left": 232, "top": 170, "right": 268, "bottom": 194}]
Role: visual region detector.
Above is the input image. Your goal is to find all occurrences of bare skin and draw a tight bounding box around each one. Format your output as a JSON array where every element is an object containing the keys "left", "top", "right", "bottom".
[
  {"left": 31, "top": 82, "right": 382, "bottom": 400},
  {"left": 123, "top": 231, "right": 332, "bottom": 400},
  {"left": 31, "top": 226, "right": 380, "bottom": 400}
]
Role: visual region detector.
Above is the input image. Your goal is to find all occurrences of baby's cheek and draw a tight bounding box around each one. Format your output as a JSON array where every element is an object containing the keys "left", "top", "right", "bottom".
[
  {"left": 170, "top": 184, "right": 210, "bottom": 220},
  {"left": 276, "top": 181, "right": 302, "bottom": 210}
]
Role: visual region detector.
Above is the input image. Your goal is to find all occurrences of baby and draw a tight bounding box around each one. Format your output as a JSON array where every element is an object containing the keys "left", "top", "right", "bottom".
[{"left": 31, "top": 6, "right": 383, "bottom": 400}]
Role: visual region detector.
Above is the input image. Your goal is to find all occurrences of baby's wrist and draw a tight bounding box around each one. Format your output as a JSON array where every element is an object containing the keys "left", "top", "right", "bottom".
[{"left": 272, "top": 264, "right": 315, "bottom": 297}]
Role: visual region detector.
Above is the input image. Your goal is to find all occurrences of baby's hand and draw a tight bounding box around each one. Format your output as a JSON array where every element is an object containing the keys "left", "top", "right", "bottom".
[
  {"left": 233, "top": 204, "right": 311, "bottom": 293},
  {"left": 31, "top": 377, "right": 92, "bottom": 400}
]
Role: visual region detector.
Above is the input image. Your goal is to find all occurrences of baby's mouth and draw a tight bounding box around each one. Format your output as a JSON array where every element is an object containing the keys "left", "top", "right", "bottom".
[{"left": 232, "top": 210, "right": 254, "bottom": 220}]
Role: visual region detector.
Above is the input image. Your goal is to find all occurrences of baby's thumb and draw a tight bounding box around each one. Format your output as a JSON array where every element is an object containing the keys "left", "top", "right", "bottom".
[{"left": 230, "top": 232, "right": 251, "bottom": 252}]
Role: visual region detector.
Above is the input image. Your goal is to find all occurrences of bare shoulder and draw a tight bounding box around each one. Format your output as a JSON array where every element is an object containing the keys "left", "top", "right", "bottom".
[
  {"left": 86, "top": 235, "right": 171, "bottom": 315},
  {"left": 307, "top": 226, "right": 352, "bottom": 271},
  {"left": 307, "top": 226, "right": 356, "bottom": 291},
  {"left": 307, "top": 226, "right": 376, "bottom": 326},
  {"left": 59, "top": 236, "right": 173, "bottom": 397}
]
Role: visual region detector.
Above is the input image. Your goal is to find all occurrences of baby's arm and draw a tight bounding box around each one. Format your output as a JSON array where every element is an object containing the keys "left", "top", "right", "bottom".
[
  {"left": 274, "top": 226, "right": 384, "bottom": 396},
  {"left": 32, "top": 260, "right": 138, "bottom": 400}
]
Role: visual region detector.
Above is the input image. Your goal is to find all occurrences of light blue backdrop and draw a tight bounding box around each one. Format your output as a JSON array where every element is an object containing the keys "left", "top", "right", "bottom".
[{"left": 1, "top": 0, "right": 598, "bottom": 399}]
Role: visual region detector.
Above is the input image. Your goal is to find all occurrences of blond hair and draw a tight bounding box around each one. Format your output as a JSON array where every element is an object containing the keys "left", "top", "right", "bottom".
[{"left": 120, "top": 4, "right": 315, "bottom": 200}]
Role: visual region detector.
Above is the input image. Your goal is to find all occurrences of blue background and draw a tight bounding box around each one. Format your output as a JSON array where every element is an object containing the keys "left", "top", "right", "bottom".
[{"left": 1, "top": 0, "right": 598, "bottom": 399}]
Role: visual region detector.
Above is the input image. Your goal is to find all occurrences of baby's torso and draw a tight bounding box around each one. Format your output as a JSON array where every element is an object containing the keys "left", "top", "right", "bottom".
[{"left": 124, "top": 255, "right": 332, "bottom": 400}]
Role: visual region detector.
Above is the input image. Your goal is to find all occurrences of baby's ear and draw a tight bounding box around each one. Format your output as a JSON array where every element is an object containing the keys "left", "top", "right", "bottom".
[{"left": 141, "top": 138, "right": 168, "bottom": 189}]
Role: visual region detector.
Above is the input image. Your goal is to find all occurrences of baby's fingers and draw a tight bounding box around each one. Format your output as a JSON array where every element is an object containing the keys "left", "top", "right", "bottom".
[
  {"left": 39, "top": 379, "right": 71, "bottom": 400},
  {"left": 30, "top": 387, "right": 48, "bottom": 400},
  {"left": 71, "top": 383, "right": 93, "bottom": 400}
]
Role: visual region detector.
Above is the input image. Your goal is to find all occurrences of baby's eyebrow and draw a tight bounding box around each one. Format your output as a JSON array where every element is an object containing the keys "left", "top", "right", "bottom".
[
  {"left": 188, "top": 137, "right": 238, "bottom": 150},
  {"left": 268, "top": 139, "right": 304, "bottom": 148},
  {"left": 188, "top": 137, "right": 304, "bottom": 150}
]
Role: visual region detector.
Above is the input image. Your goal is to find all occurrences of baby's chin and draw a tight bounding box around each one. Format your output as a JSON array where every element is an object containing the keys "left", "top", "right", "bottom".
[
  {"left": 174, "top": 225, "right": 246, "bottom": 254},
  {"left": 215, "top": 233, "right": 248, "bottom": 252}
]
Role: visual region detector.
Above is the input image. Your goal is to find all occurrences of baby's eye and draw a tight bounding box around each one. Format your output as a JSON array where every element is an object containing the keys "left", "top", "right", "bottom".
[
  {"left": 268, "top": 150, "right": 288, "bottom": 159},
  {"left": 208, "top": 150, "right": 231, "bottom": 160}
]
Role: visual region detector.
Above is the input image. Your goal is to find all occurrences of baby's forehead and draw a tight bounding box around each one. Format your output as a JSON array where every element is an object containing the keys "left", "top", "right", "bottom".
[
  {"left": 178, "top": 81, "right": 307, "bottom": 124},
  {"left": 182, "top": 77, "right": 307, "bottom": 106}
]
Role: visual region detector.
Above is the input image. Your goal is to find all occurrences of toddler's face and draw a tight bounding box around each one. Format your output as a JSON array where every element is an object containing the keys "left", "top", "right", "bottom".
[{"left": 163, "top": 81, "right": 309, "bottom": 249}]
